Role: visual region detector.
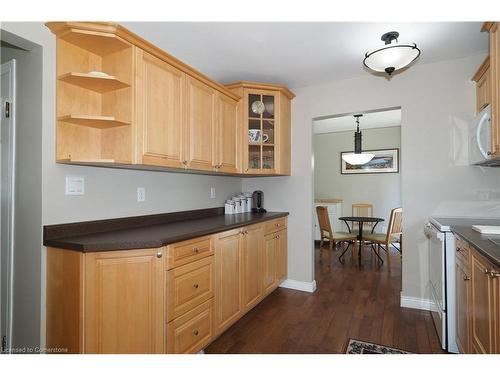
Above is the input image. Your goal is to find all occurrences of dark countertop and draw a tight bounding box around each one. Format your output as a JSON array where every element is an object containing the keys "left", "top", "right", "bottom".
[
  {"left": 443, "top": 217, "right": 500, "bottom": 266},
  {"left": 44, "top": 211, "right": 288, "bottom": 252}
]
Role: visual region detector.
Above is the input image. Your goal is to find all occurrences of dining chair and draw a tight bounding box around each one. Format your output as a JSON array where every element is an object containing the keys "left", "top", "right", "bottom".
[
  {"left": 352, "top": 202, "right": 374, "bottom": 232},
  {"left": 362, "top": 207, "right": 403, "bottom": 270},
  {"left": 316, "top": 206, "right": 357, "bottom": 255}
]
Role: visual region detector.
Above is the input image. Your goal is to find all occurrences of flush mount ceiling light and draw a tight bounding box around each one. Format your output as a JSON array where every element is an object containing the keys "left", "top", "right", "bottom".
[
  {"left": 341, "top": 114, "right": 375, "bottom": 165},
  {"left": 363, "top": 31, "right": 421, "bottom": 76}
]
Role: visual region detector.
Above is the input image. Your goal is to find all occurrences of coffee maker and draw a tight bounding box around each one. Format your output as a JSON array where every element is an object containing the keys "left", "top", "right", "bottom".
[{"left": 251, "top": 190, "right": 266, "bottom": 213}]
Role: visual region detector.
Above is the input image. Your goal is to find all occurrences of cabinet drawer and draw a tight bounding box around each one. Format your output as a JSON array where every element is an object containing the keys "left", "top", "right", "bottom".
[
  {"left": 264, "top": 218, "right": 287, "bottom": 234},
  {"left": 166, "top": 236, "right": 214, "bottom": 270},
  {"left": 455, "top": 235, "right": 470, "bottom": 268},
  {"left": 167, "top": 256, "right": 214, "bottom": 321},
  {"left": 166, "top": 299, "right": 214, "bottom": 354}
]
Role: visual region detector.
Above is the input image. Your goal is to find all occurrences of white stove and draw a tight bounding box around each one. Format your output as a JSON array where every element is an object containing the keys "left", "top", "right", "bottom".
[{"left": 424, "top": 218, "right": 458, "bottom": 353}]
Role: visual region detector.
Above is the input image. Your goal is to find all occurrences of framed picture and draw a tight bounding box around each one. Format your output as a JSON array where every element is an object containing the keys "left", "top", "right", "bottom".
[{"left": 341, "top": 148, "right": 399, "bottom": 174}]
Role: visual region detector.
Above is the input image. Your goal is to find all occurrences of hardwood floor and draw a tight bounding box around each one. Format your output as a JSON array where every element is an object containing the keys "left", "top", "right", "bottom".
[{"left": 205, "top": 242, "right": 445, "bottom": 354}]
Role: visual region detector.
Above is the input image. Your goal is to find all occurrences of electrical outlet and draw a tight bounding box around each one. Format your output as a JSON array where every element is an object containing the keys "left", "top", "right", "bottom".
[
  {"left": 210, "top": 187, "right": 216, "bottom": 199},
  {"left": 65, "top": 176, "right": 84, "bottom": 195},
  {"left": 137, "top": 187, "right": 146, "bottom": 202}
]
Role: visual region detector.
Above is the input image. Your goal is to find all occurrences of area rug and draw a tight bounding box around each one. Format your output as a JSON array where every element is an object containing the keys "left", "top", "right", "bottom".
[{"left": 344, "top": 338, "right": 410, "bottom": 354}]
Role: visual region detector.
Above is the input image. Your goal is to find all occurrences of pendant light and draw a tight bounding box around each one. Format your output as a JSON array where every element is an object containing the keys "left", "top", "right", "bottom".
[
  {"left": 341, "top": 114, "right": 374, "bottom": 165},
  {"left": 363, "top": 31, "right": 421, "bottom": 76}
]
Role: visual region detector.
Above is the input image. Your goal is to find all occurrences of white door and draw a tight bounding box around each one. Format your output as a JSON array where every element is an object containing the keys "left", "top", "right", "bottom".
[{"left": 1, "top": 60, "right": 16, "bottom": 353}]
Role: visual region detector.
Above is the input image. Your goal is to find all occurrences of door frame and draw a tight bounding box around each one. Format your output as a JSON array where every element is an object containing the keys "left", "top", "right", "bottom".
[{"left": 1, "top": 59, "right": 16, "bottom": 353}]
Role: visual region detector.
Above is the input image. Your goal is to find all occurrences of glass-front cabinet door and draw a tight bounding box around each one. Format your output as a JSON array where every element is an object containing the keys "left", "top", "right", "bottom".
[{"left": 245, "top": 91, "right": 277, "bottom": 174}]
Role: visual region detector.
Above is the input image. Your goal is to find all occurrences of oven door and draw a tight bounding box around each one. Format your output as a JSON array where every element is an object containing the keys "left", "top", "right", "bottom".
[{"left": 425, "top": 222, "right": 446, "bottom": 350}]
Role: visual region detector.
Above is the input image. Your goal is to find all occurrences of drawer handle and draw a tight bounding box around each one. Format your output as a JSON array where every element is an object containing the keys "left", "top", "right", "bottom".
[
  {"left": 489, "top": 270, "right": 500, "bottom": 278},
  {"left": 192, "top": 247, "right": 200, "bottom": 253},
  {"left": 156, "top": 252, "right": 163, "bottom": 258},
  {"left": 193, "top": 330, "right": 199, "bottom": 336},
  {"left": 483, "top": 268, "right": 490, "bottom": 274},
  {"left": 456, "top": 247, "right": 462, "bottom": 252},
  {"left": 464, "top": 276, "right": 471, "bottom": 281},
  {"left": 193, "top": 283, "right": 199, "bottom": 289}
]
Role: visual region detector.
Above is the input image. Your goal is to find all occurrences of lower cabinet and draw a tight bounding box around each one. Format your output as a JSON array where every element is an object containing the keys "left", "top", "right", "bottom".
[
  {"left": 470, "top": 251, "right": 498, "bottom": 353},
  {"left": 455, "top": 258, "right": 471, "bottom": 354},
  {"left": 455, "top": 234, "right": 500, "bottom": 354},
  {"left": 242, "top": 224, "right": 264, "bottom": 309},
  {"left": 215, "top": 229, "right": 243, "bottom": 334},
  {"left": 46, "top": 216, "right": 288, "bottom": 354}
]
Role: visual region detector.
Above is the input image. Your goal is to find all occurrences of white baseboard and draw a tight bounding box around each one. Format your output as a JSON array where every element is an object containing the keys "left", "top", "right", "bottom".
[
  {"left": 279, "top": 279, "right": 317, "bottom": 293},
  {"left": 400, "top": 293, "right": 435, "bottom": 311}
]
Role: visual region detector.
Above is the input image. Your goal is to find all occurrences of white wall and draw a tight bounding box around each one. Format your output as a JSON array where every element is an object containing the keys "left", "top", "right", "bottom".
[
  {"left": 244, "top": 54, "right": 500, "bottom": 302},
  {"left": 1, "top": 22, "right": 244, "bottom": 349},
  {"left": 314, "top": 126, "right": 401, "bottom": 231}
]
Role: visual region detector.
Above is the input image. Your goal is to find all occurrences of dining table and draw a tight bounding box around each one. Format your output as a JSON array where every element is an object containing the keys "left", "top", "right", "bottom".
[{"left": 338, "top": 216, "right": 385, "bottom": 267}]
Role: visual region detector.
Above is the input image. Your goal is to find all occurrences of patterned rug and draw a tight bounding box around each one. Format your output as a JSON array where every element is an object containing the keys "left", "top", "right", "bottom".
[{"left": 344, "top": 338, "right": 410, "bottom": 354}]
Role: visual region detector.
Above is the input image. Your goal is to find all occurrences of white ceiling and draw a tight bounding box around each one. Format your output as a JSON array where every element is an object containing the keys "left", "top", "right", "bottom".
[
  {"left": 124, "top": 22, "right": 488, "bottom": 88},
  {"left": 314, "top": 108, "right": 402, "bottom": 134}
]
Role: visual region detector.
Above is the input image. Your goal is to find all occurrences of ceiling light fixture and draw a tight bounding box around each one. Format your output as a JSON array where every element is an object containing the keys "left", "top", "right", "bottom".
[
  {"left": 341, "top": 114, "right": 375, "bottom": 165},
  {"left": 363, "top": 31, "right": 421, "bottom": 76}
]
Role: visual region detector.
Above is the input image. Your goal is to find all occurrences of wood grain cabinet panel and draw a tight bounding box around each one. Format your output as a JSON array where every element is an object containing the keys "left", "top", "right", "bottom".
[
  {"left": 470, "top": 251, "right": 497, "bottom": 353},
  {"left": 456, "top": 258, "right": 471, "bottom": 354},
  {"left": 242, "top": 224, "right": 264, "bottom": 309},
  {"left": 216, "top": 94, "right": 239, "bottom": 173},
  {"left": 85, "top": 248, "right": 165, "bottom": 354},
  {"left": 185, "top": 76, "right": 217, "bottom": 171},
  {"left": 263, "top": 232, "right": 278, "bottom": 295},
  {"left": 214, "top": 229, "right": 243, "bottom": 334},
  {"left": 276, "top": 228, "right": 288, "bottom": 284},
  {"left": 166, "top": 256, "right": 214, "bottom": 321},
  {"left": 489, "top": 23, "right": 500, "bottom": 157},
  {"left": 166, "top": 299, "right": 214, "bottom": 354},
  {"left": 166, "top": 235, "right": 213, "bottom": 270},
  {"left": 136, "top": 49, "right": 185, "bottom": 168}
]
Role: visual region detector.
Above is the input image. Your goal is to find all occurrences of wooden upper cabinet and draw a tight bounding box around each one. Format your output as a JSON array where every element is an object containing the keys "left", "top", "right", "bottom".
[
  {"left": 135, "top": 49, "right": 185, "bottom": 168},
  {"left": 185, "top": 76, "right": 217, "bottom": 171},
  {"left": 470, "top": 250, "right": 498, "bottom": 353},
  {"left": 216, "top": 94, "right": 239, "bottom": 173},
  {"left": 214, "top": 229, "right": 243, "bottom": 334},
  {"left": 84, "top": 248, "right": 165, "bottom": 354},
  {"left": 225, "top": 82, "right": 294, "bottom": 175},
  {"left": 472, "top": 57, "right": 491, "bottom": 113}
]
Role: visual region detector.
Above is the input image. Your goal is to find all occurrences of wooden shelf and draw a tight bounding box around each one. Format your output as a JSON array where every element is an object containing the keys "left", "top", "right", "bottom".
[
  {"left": 58, "top": 115, "right": 131, "bottom": 129},
  {"left": 59, "top": 29, "right": 130, "bottom": 56},
  {"left": 58, "top": 72, "right": 129, "bottom": 93}
]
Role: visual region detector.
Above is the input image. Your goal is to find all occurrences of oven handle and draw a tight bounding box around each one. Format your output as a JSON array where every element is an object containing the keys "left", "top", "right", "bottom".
[{"left": 424, "top": 223, "right": 444, "bottom": 241}]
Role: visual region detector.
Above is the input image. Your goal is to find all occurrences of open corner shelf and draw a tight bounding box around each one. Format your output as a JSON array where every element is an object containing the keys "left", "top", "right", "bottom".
[
  {"left": 60, "top": 29, "right": 130, "bottom": 56},
  {"left": 58, "top": 72, "right": 130, "bottom": 93},
  {"left": 58, "top": 115, "right": 131, "bottom": 129}
]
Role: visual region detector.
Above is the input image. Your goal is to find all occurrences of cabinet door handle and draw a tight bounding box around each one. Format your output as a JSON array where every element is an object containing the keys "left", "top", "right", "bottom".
[
  {"left": 193, "top": 283, "right": 199, "bottom": 289},
  {"left": 193, "top": 330, "right": 199, "bottom": 336},
  {"left": 156, "top": 252, "right": 163, "bottom": 258},
  {"left": 483, "top": 268, "right": 490, "bottom": 274},
  {"left": 192, "top": 247, "right": 199, "bottom": 253},
  {"left": 464, "top": 276, "right": 471, "bottom": 281},
  {"left": 489, "top": 270, "right": 500, "bottom": 278}
]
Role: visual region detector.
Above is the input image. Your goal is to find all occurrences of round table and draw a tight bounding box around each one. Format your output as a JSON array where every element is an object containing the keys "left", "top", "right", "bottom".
[{"left": 338, "top": 216, "right": 384, "bottom": 266}]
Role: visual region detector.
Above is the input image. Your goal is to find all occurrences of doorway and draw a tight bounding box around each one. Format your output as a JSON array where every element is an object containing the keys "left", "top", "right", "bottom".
[
  {"left": 312, "top": 107, "right": 402, "bottom": 270},
  {"left": 0, "top": 57, "right": 16, "bottom": 353}
]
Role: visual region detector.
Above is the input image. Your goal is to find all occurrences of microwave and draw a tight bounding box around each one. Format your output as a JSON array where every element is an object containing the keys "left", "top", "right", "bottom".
[{"left": 469, "top": 104, "right": 491, "bottom": 165}]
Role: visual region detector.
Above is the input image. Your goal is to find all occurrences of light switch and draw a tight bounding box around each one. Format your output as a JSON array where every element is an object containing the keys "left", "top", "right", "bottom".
[{"left": 65, "top": 176, "right": 84, "bottom": 195}]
